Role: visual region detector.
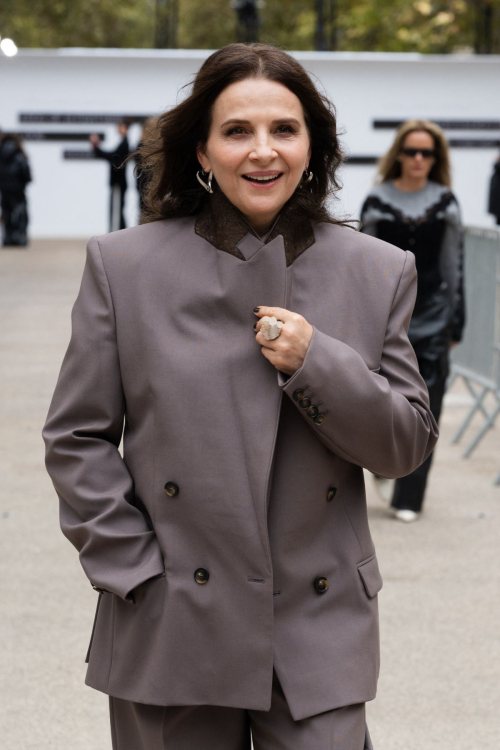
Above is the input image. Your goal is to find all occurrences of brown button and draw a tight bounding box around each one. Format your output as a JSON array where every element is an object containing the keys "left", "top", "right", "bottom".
[
  {"left": 299, "top": 397, "right": 312, "bottom": 409},
  {"left": 306, "top": 405, "right": 319, "bottom": 418},
  {"left": 314, "top": 576, "right": 329, "bottom": 593},
  {"left": 326, "top": 486, "right": 337, "bottom": 502},
  {"left": 164, "top": 482, "right": 179, "bottom": 497},
  {"left": 314, "top": 414, "right": 326, "bottom": 425},
  {"left": 194, "top": 568, "right": 209, "bottom": 585},
  {"left": 293, "top": 388, "right": 305, "bottom": 401}
]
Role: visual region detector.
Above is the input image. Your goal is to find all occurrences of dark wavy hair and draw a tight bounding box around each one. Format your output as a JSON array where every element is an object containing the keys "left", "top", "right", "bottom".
[{"left": 129, "top": 43, "right": 350, "bottom": 227}]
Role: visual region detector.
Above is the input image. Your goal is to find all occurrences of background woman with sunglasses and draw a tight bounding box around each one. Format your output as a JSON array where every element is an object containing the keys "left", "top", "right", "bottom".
[{"left": 360, "top": 119, "right": 465, "bottom": 522}]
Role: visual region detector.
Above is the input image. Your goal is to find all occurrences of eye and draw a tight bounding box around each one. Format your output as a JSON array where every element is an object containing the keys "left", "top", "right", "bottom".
[
  {"left": 275, "top": 124, "right": 296, "bottom": 134},
  {"left": 225, "top": 127, "right": 247, "bottom": 136}
]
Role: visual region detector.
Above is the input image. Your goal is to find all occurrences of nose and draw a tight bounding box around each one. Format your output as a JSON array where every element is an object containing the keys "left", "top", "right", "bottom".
[{"left": 249, "top": 130, "right": 277, "bottom": 164}]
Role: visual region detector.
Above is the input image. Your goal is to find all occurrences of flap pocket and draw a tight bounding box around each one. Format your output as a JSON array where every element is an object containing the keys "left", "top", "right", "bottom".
[{"left": 357, "top": 554, "right": 383, "bottom": 598}]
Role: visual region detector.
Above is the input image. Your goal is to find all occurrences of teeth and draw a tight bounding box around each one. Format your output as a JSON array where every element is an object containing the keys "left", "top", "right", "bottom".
[{"left": 245, "top": 174, "right": 280, "bottom": 181}]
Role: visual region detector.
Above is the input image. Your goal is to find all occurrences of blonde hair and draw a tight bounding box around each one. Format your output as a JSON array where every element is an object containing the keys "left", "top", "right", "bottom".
[{"left": 375, "top": 119, "right": 452, "bottom": 188}]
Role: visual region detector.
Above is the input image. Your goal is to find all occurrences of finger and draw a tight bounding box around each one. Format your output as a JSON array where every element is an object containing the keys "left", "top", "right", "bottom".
[
  {"left": 253, "top": 306, "right": 294, "bottom": 321},
  {"left": 260, "top": 345, "right": 278, "bottom": 363},
  {"left": 255, "top": 330, "right": 278, "bottom": 350}
]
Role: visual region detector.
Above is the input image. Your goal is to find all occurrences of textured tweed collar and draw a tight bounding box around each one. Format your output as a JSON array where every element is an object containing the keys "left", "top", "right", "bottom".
[{"left": 194, "top": 186, "right": 315, "bottom": 267}]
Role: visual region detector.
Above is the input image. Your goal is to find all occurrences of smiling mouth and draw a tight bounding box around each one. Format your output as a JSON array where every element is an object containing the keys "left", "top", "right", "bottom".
[{"left": 242, "top": 173, "right": 283, "bottom": 183}]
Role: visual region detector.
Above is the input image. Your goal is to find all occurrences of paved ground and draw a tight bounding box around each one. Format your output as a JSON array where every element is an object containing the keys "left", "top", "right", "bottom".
[{"left": 1, "top": 239, "right": 499, "bottom": 750}]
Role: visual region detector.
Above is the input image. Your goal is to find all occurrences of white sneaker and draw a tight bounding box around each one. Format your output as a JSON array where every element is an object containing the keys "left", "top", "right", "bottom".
[
  {"left": 394, "top": 509, "right": 420, "bottom": 523},
  {"left": 372, "top": 474, "right": 395, "bottom": 505}
]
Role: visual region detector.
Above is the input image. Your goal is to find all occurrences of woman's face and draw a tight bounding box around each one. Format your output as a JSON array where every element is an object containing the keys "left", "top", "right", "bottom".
[
  {"left": 197, "top": 77, "right": 311, "bottom": 233},
  {"left": 398, "top": 130, "right": 437, "bottom": 181}
]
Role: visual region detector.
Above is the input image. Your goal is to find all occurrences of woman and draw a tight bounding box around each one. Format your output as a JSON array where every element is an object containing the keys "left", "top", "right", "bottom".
[
  {"left": 360, "top": 120, "right": 465, "bottom": 523},
  {"left": 43, "top": 45, "right": 438, "bottom": 750},
  {"left": 0, "top": 133, "right": 32, "bottom": 247}
]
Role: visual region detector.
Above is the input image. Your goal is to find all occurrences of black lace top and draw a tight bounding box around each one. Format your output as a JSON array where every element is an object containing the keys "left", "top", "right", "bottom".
[{"left": 360, "top": 180, "right": 465, "bottom": 384}]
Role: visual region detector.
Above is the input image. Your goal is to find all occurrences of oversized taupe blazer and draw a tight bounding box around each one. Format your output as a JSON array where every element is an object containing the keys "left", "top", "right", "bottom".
[{"left": 42, "top": 187, "right": 438, "bottom": 721}]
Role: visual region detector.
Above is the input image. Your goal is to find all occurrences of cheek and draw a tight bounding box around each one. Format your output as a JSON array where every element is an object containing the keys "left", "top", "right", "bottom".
[
  {"left": 209, "top": 142, "right": 247, "bottom": 175},
  {"left": 282, "top": 142, "right": 309, "bottom": 171}
]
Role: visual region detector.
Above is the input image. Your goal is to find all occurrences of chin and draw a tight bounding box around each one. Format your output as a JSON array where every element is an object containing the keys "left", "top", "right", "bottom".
[{"left": 242, "top": 195, "right": 284, "bottom": 214}]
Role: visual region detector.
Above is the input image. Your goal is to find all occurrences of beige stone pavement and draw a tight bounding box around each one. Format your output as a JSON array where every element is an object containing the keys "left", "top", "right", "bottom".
[{"left": 1, "top": 239, "right": 499, "bottom": 750}]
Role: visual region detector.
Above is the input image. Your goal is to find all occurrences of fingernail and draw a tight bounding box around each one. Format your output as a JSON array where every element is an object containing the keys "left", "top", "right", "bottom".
[{"left": 253, "top": 307, "right": 260, "bottom": 312}]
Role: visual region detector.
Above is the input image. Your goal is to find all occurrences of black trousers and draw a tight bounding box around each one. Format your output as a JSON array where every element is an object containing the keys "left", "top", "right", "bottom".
[
  {"left": 390, "top": 361, "right": 448, "bottom": 513},
  {"left": 1, "top": 192, "right": 28, "bottom": 246}
]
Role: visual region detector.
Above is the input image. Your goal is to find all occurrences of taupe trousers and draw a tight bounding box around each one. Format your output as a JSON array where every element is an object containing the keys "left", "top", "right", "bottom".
[
  {"left": 43, "top": 187, "right": 438, "bottom": 724},
  {"left": 109, "top": 669, "right": 373, "bottom": 750}
]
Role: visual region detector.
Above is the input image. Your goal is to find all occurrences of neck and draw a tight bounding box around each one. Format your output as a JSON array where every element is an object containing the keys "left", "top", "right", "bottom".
[
  {"left": 243, "top": 212, "right": 280, "bottom": 237},
  {"left": 393, "top": 175, "right": 428, "bottom": 193}
]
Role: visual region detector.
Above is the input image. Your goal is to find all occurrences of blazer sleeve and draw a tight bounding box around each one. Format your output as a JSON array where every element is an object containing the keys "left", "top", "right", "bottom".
[
  {"left": 277, "top": 250, "right": 439, "bottom": 478},
  {"left": 42, "top": 236, "right": 165, "bottom": 601}
]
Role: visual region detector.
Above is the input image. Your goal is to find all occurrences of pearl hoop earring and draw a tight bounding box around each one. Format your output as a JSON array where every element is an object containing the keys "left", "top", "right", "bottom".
[{"left": 196, "top": 169, "right": 214, "bottom": 194}]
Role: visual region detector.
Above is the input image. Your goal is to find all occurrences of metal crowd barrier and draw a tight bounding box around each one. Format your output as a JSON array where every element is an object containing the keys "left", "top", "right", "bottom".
[{"left": 448, "top": 226, "right": 500, "bottom": 485}]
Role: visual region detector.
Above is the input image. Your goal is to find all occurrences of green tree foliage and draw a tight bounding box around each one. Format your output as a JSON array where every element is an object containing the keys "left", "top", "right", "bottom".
[
  {"left": 0, "top": 0, "right": 499, "bottom": 53},
  {"left": 259, "top": 1, "right": 317, "bottom": 51},
  {"left": 0, "top": 0, "right": 156, "bottom": 48},
  {"left": 177, "top": 0, "right": 235, "bottom": 49},
  {"left": 336, "top": 0, "right": 477, "bottom": 53}
]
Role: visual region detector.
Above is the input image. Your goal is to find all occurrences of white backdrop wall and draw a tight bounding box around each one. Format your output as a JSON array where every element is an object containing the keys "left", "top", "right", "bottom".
[{"left": 1, "top": 48, "right": 499, "bottom": 238}]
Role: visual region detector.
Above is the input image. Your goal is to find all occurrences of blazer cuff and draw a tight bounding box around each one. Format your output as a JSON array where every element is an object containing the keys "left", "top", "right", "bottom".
[{"left": 276, "top": 325, "right": 331, "bottom": 427}]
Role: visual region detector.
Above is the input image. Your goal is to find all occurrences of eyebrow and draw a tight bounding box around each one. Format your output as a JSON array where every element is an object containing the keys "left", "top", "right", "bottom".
[{"left": 220, "top": 118, "right": 301, "bottom": 129}]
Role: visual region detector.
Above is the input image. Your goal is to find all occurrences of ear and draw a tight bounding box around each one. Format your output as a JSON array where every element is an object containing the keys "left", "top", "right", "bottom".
[{"left": 196, "top": 143, "right": 210, "bottom": 171}]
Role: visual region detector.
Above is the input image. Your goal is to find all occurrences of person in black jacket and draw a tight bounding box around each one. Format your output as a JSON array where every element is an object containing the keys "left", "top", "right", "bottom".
[
  {"left": 0, "top": 133, "right": 32, "bottom": 247},
  {"left": 488, "top": 155, "right": 500, "bottom": 225},
  {"left": 90, "top": 121, "right": 130, "bottom": 232}
]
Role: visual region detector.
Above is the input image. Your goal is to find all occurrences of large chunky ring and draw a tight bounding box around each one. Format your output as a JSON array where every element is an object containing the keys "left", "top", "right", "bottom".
[{"left": 260, "top": 315, "right": 284, "bottom": 341}]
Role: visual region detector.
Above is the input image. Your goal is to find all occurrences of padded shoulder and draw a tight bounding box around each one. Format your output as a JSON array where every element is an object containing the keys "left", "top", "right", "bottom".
[
  {"left": 313, "top": 220, "right": 407, "bottom": 268},
  {"left": 95, "top": 216, "right": 193, "bottom": 257}
]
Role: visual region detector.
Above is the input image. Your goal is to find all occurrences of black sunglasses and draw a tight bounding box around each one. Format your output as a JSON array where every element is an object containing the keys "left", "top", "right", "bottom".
[{"left": 401, "top": 147, "right": 436, "bottom": 159}]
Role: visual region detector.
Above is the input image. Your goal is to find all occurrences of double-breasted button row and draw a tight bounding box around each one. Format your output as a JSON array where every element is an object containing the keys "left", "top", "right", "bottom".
[
  {"left": 292, "top": 388, "right": 327, "bottom": 426},
  {"left": 164, "top": 565, "right": 328, "bottom": 592}
]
